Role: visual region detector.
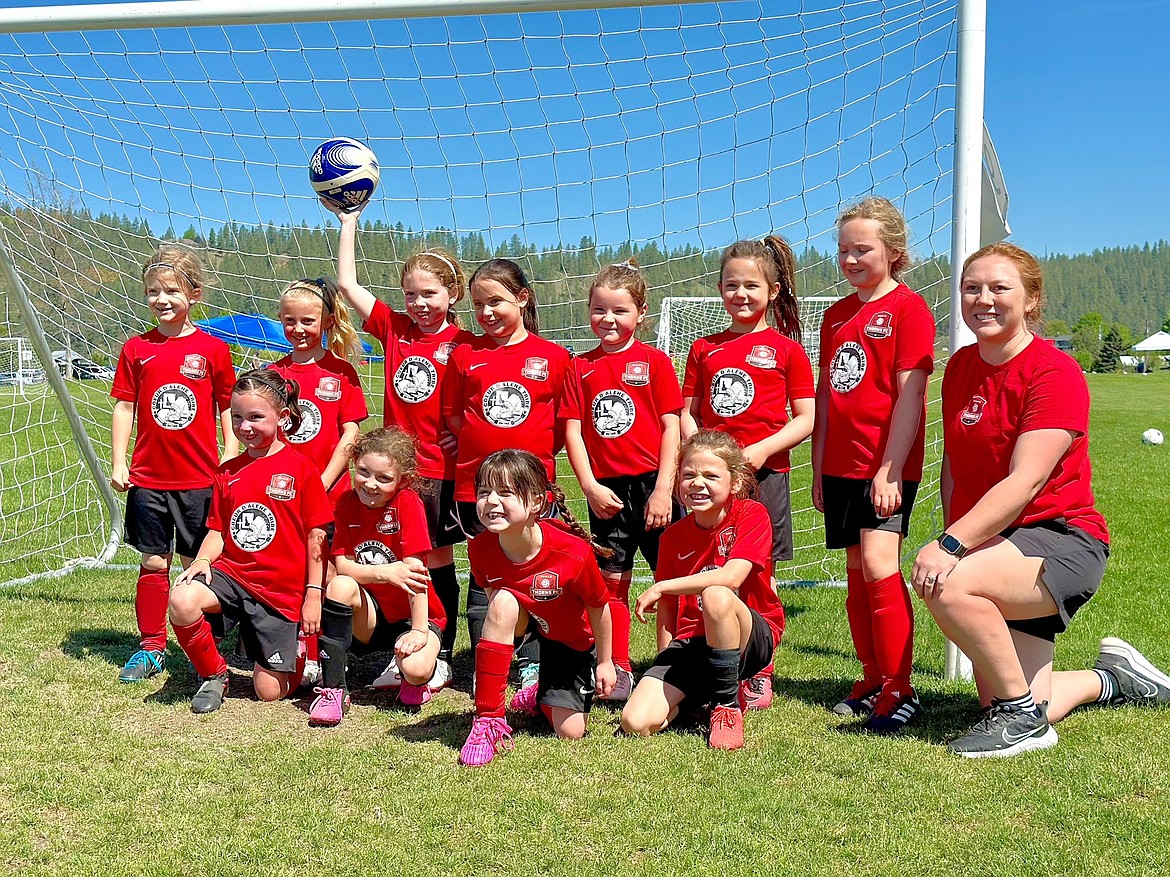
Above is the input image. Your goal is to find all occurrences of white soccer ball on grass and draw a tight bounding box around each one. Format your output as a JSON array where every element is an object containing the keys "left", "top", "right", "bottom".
[{"left": 1142, "top": 428, "right": 1164, "bottom": 446}]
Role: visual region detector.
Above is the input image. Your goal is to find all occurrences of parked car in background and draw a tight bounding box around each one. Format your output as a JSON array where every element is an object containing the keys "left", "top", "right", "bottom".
[
  {"left": 52, "top": 351, "right": 115, "bottom": 380},
  {"left": 0, "top": 368, "right": 46, "bottom": 386}
]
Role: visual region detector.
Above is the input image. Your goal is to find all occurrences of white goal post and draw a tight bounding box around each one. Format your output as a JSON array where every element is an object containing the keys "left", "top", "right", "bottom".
[{"left": 0, "top": 0, "right": 988, "bottom": 598}]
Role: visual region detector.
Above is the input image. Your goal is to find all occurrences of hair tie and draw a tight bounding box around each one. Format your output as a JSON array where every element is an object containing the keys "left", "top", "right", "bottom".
[
  {"left": 418, "top": 252, "right": 460, "bottom": 282},
  {"left": 143, "top": 261, "right": 198, "bottom": 291},
  {"left": 310, "top": 278, "right": 335, "bottom": 314}
]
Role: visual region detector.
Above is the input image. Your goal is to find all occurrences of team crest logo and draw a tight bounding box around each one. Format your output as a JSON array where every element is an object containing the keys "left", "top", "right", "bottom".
[
  {"left": 717, "top": 528, "right": 735, "bottom": 558},
  {"left": 377, "top": 507, "right": 400, "bottom": 534},
  {"left": 179, "top": 354, "right": 208, "bottom": 380},
  {"left": 355, "top": 540, "right": 395, "bottom": 565},
  {"left": 265, "top": 474, "right": 296, "bottom": 501},
  {"left": 746, "top": 345, "right": 777, "bottom": 369},
  {"left": 229, "top": 502, "right": 277, "bottom": 552},
  {"left": 286, "top": 399, "right": 322, "bottom": 444},
  {"left": 435, "top": 341, "right": 458, "bottom": 365},
  {"left": 960, "top": 395, "right": 988, "bottom": 426},
  {"left": 151, "top": 383, "right": 197, "bottom": 430},
  {"left": 592, "top": 390, "right": 636, "bottom": 438},
  {"left": 864, "top": 311, "right": 894, "bottom": 339},
  {"left": 521, "top": 357, "right": 549, "bottom": 381},
  {"left": 316, "top": 376, "right": 342, "bottom": 402},
  {"left": 622, "top": 361, "right": 650, "bottom": 386},
  {"left": 829, "top": 342, "right": 867, "bottom": 393},
  {"left": 709, "top": 368, "right": 754, "bottom": 417},
  {"left": 393, "top": 356, "right": 438, "bottom": 403},
  {"left": 482, "top": 381, "right": 531, "bottom": 427},
  {"left": 530, "top": 571, "right": 562, "bottom": 601}
]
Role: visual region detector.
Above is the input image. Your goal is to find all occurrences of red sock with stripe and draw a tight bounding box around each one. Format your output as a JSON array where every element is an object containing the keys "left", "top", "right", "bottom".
[
  {"left": 172, "top": 616, "right": 227, "bottom": 679},
  {"left": 845, "top": 566, "right": 881, "bottom": 685},
  {"left": 135, "top": 566, "right": 170, "bottom": 652},
  {"left": 473, "top": 639, "right": 513, "bottom": 718},
  {"left": 869, "top": 571, "right": 914, "bottom": 690}
]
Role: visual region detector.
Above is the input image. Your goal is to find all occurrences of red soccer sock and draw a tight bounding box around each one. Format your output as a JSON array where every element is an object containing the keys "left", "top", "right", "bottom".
[
  {"left": 608, "top": 578, "right": 632, "bottom": 672},
  {"left": 868, "top": 571, "right": 914, "bottom": 689},
  {"left": 135, "top": 566, "right": 171, "bottom": 652},
  {"left": 845, "top": 567, "right": 881, "bottom": 684},
  {"left": 473, "top": 639, "right": 513, "bottom": 718},
  {"left": 172, "top": 616, "right": 227, "bottom": 679}
]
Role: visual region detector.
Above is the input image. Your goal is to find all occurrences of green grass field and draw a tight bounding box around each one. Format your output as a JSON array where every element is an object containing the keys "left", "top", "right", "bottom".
[{"left": 2, "top": 373, "right": 1169, "bottom": 876}]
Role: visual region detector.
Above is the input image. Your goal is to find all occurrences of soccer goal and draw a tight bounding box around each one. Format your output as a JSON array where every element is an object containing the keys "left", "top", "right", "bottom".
[{"left": 0, "top": 0, "right": 985, "bottom": 585}]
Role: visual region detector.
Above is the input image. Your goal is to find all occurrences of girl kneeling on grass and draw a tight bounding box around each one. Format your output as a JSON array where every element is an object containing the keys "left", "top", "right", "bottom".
[
  {"left": 310, "top": 427, "right": 447, "bottom": 726},
  {"left": 459, "top": 449, "right": 616, "bottom": 767},
  {"left": 170, "top": 369, "right": 332, "bottom": 714},
  {"left": 621, "top": 430, "right": 785, "bottom": 750}
]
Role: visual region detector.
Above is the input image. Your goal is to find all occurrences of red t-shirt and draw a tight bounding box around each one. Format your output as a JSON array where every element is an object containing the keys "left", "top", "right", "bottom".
[
  {"left": 943, "top": 338, "right": 1109, "bottom": 544},
  {"left": 330, "top": 487, "right": 447, "bottom": 628},
  {"left": 655, "top": 498, "right": 784, "bottom": 646},
  {"left": 467, "top": 519, "right": 609, "bottom": 652},
  {"left": 111, "top": 328, "right": 235, "bottom": 490},
  {"left": 364, "top": 301, "right": 476, "bottom": 480},
  {"left": 442, "top": 334, "right": 571, "bottom": 501},
  {"left": 206, "top": 445, "right": 334, "bottom": 621},
  {"left": 818, "top": 284, "right": 936, "bottom": 480},
  {"left": 269, "top": 352, "right": 368, "bottom": 503},
  {"left": 561, "top": 340, "right": 683, "bottom": 480},
  {"left": 683, "top": 328, "right": 815, "bottom": 473}
]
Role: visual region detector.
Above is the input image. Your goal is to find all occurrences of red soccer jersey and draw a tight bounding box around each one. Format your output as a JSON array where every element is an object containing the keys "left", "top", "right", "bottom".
[
  {"left": 111, "top": 328, "right": 235, "bottom": 490},
  {"left": 818, "top": 284, "right": 936, "bottom": 480},
  {"left": 442, "top": 333, "right": 571, "bottom": 501},
  {"left": 683, "top": 327, "right": 815, "bottom": 473},
  {"left": 561, "top": 340, "right": 683, "bottom": 480},
  {"left": 206, "top": 445, "right": 334, "bottom": 621},
  {"left": 467, "top": 519, "right": 609, "bottom": 652},
  {"left": 364, "top": 301, "right": 476, "bottom": 479},
  {"left": 942, "top": 338, "right": 1109, "bottom": 544},
  {"left": 655, "top": 498, "right": 785, "bottom": 646},
  {"left": 269, "top": 352, "right": 368, "bottom": 503},
  {"left": 330, "top": 487, "right": 447, "bottom": 628}
]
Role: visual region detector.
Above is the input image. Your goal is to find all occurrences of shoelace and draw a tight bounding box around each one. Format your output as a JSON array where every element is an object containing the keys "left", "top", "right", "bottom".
[
  {"left": 129, "top": 651, "right": 162, "bottom": 671},
  {"left": 871, "top": 690, "right": 907, "bottom": 717},
  {"left": 469, "top": 718, "right": 514, "bottom": 750},
  {"left": 710, "top": 707, "right": 740, "bottom": 730}
]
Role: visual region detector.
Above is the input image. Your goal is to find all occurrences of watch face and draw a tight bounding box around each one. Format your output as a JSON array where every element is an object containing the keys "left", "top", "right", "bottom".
[{"left": 939, "top": 534, "right": 965, "bottom": 556}]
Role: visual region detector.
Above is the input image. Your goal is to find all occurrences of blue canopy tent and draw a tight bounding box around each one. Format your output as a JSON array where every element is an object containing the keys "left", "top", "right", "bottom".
[{"left": 196, "top": 313, "right": 380, "bottom": 359}]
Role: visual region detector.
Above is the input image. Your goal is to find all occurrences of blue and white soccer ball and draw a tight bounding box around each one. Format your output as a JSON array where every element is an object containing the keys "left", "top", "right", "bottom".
[
  {"left": 1142, "top": 428, "right": 1164, "bottom": 446},
  {"left": 309, "top": 137, "right": 380, "bottom": 210}
]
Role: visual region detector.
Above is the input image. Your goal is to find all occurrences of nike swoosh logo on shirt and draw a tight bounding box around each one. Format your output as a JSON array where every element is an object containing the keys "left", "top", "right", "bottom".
[
  {"left": 443, "top": 521, "right": 462, "bottom": 532},
  {"left": 486, "top": 576, "right": 503, "bottom": 583},
  {"left": 582, "top": 369, "right": 595, "bottom": 378},
  {"left": 141, "top": 355, "right": 157, "bottom": 364},
  {"left": 678, "top": 551, "right": 696, "bottom": 561},
  {"left": 470, "top": 362, "right": 487, "bottom": 370}
]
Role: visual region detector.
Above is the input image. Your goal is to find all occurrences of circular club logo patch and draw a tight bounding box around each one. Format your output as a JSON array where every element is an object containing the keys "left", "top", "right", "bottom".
[
  {"left": 229, "top": 502, "right": 277, "bottom": 552},
  {"left": 286, "top": 399, "right": 322, "bottom": 444},
  {"left": 482, "top": 381, "right": 531, "bottom": 428},
  {"left": 151, "top": 383, "right": 198, "bottom": 430},
  {"left": 829, "top": 342, "right": 867, "bottom": 393},
  {"left": 393, "top": 356, "right": 438, "bottom": 403},
  {"left": 591, "top": 389, "right": 636, "bottom": 438},
  {"left": 355, "top": 540, "right": 396, "bottom": 565},
  {"left": 709, "top": 368, "right": 755, "bottom": 417}
]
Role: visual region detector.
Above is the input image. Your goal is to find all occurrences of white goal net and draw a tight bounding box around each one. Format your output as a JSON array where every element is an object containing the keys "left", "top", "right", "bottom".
[{"left": 0, "top": 0, "right": 958, "bottom": 584}]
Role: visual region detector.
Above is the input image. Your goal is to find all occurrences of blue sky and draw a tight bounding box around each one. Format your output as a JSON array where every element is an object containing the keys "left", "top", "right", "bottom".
[{"left": 0, "top": 0, "right": 1163, "bottom": 260}]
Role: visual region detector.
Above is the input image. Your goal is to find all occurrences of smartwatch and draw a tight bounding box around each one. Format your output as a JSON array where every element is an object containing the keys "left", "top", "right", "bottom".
[{"left": 937, "top": 532, "right": 968, "bottom": 559}]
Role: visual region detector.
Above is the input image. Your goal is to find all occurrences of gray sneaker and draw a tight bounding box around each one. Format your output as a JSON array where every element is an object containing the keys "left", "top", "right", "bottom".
[
  {"left": 948, "top": 700, "right": 1057, "bottom": 758},
  {"left": 191, "top": 672, "right": 229, "bottom": 714},
  {"left": 1094, "top": 637, "right": 1170, "bottom": 706}
]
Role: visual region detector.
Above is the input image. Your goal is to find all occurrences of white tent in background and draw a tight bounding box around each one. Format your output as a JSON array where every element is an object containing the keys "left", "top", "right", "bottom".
[{"left": 1133, "top": 331, "right": 1170, "bottom": 352}]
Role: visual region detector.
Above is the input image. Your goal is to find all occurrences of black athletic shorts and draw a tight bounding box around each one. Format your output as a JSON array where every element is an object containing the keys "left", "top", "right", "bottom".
[
  {"left": 419, "top": 477, "right": 464, "bottom": 549},
  {"left": 532, "top": 634, "right": 596, "bottom": 714},
  {"left": 642, "top": 607, "right": 774, "bottom": 705},
  {"left": 124, "top": 486, "right": 212, "bottom": 557},
  {"left": 588, "top": 471, "right": 679, "bottom": 574},
  {"left": 822, "top": 475, "right": 919, "bottom": 550},
  {"left": 205, "top": 568, "right": 298, "bottom": 673},
  {"left": 755, "top": 468, "right": 794, "bottom": 562}
]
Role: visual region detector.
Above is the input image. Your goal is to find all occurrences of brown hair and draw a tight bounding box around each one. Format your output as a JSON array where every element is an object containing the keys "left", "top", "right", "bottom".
[
  {"left": 142, "top": 243, "right": 205, "bottom": 295},
  {"left": 590, "top": 258, "right": 648, "bottom": 310},
  {"left": 402, "top": 249, "right": 466, "bottom": 326},
  {"left": 233, "top": 367, "right": 304, "bottom": 436},
  {"left": 349, "top": 426, "right": 421, "bottom": 492},
  {"left": 678, "top": 429, "right": 756, "bottom": 501},
  {"left": 718, "top": 236, "right": 801, "bottom": 340},
  {"left": 468, "top": 258, "right": 540, "bottom": 335},
  {"left": 280, "top": 277, "right": 363, "bottom": 362},
  {"left": 475, "top": 449, "right": 613, "bottom": 558},
  {"left": 837, "top": 196, "right": 911, "bottom": 280},
  {"left": 962, "top": 241, "right": 1046, "bottom": 330}
]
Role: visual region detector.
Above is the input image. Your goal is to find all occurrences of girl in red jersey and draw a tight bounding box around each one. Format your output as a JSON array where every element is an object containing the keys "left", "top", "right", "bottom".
[
  {"left": 563, "top": 259, "right": 683, "bottom": 703},
  {"left": 111, "top": 244, "right": 237, "bottom": 684},
  {"left": 309, "top": 427, "right": 445, "bottom": 726},
  {"left": 913, "top": 243, "right": 1170, "bottom": 758},
  {"left": 681, "top": 236, "right": 814, "bottom": 709},
  {"left": 328, "top": 201, "right": 475, "bottom": 689},
  {"left": 620, "top": 430, "right": 784, "bottom": 751},
  {"left": 459, "top": 449, "right": 615, "bottom": 767},
  {"left": 813, "top": 197, "right": 935, "bottom": 734},
  {"left": 169, "top": 369, "right": 333, "bottom": 715},
  {"left": 443, "top": 259, "right": 571, "bottom": 674}
]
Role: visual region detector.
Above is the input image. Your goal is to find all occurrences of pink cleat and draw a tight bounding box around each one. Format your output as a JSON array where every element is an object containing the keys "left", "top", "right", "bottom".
[
  {"left": 399, "top": 681, "right": 433, "bottom": 707},
  {"left": 308, "top": 687, "right": 350, "bottom": 727},
  {"left": 459, "top": 716, "right": 515, "bottom": 766},
  {"left": 509, "top": 682, "right": 539, "bottom": 715}
]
